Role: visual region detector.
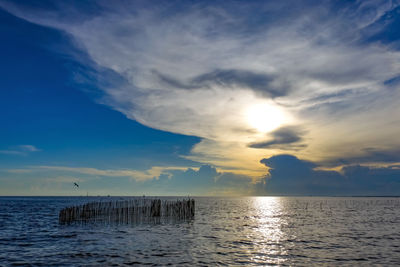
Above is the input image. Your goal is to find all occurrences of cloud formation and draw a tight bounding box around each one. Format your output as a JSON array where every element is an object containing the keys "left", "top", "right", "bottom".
[
  {"left": 1, "top": 0, "right": 400, "bottom": 176},
  {"left": 4, "top": 156, "right": 400, "bottom": 196},
  {"left": 0, "top": 145, "right": 40, "bottom": 156},
  {"left": 248, "top": 126, "right": 307, "bottom": 150},
  {"left": 260, "top": 154, "right": 400, "bottom": 196},
  {"left": 4, "top": 164, "right": 254, "bottom": 196},
  {"left": 8, "top": 165, "right": 189, "bottom": 182},
  {"left": 146, "top": 165, "right": 254, "bottom": 196}
]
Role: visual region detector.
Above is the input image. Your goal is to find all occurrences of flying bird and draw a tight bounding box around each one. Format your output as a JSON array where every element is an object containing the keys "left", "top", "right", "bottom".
[{"left": 73, "top": 182, "right": 79, "bottom": 188}]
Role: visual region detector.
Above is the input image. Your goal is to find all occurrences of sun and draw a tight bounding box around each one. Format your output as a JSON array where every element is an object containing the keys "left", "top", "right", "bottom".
[{"left": 245, "top": 102, "right": 287, "bottom": 133}]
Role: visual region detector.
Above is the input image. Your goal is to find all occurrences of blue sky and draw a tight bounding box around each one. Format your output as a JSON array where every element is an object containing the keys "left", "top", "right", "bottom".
[{"left": 0, "top": 0, "right": 400, "bottom": 196}]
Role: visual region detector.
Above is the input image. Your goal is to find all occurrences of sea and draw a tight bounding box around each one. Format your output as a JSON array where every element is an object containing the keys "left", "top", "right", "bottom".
[{"left": 0, "top": 196, "right": 399, "bottom": 266}]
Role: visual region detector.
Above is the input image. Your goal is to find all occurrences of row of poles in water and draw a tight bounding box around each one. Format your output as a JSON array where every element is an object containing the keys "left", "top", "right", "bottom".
[{"left": 59, "top": 198, "right": 195, "bottom": 224}]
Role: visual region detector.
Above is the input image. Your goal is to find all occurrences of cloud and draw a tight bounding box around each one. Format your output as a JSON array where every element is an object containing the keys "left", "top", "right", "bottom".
[
  {"left": 35, "top": 165, "right": 190, "bottom": 182},
  {"left": 1, "top": 0, "right": 400, "bottom": 174},
  {"left": 7, "top": 157, "right": 400, "bottom": 196},
  {"left": 150, "top": 165, "right": 255, "bottom": 195},
  {"left": 260, "top": 154, "right": 400, "bottom": 196},
  {"left": 0, "top": 145, "right": 40, "bottom": 156},
  {"left": 323, "top": 147, "right": 400, "bottom": 167},
  {"left": 0, "top": 150, "right": 26, "bottom": 156},
  {"left": 18, "top": 145, "right": 40, "bottom": 152},
  {"left": 153, "top": 68, "right": 289, "bottom": 97},
  {"left": 191, "top": 69, "right": 289, "bottom": 98},
  {"left": 6, "top": 169, "right": 33, "bottom": 174},
  {"left": 5, "top": 164, "right": 256, "bottom": 195},
  {"left": 248, "top": 126, "right": 307, "bottom": 150}
]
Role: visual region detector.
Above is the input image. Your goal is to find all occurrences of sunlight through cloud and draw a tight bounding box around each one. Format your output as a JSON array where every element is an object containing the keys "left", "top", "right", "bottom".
[{"left": 245, "top": 102, "right": 288, "bottom": 133}]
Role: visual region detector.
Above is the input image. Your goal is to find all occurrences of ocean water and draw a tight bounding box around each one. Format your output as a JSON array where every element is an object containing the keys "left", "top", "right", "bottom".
[{"left": 0, "top": 196, "right": 399, "bottom": 266}]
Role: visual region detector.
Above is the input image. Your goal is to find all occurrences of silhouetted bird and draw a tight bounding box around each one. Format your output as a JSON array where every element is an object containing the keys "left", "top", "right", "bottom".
[{"left": 74, "top": 182, "right": 79, "bottom": 188}]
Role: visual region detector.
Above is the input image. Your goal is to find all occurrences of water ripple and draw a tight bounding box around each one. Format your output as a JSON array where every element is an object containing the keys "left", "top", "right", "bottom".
[{"left": 1, "top": 196, "right": 400, "bottom": 265}]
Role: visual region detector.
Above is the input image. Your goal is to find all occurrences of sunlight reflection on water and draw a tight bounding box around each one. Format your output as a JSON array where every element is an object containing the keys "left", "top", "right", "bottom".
[{"left": 250, "top": 197, "right": 288, "bottom": 265}]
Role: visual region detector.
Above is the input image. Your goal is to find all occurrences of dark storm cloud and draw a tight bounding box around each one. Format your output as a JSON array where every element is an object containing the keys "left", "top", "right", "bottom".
[
  {"left": 248, "top": 126, "right": 307, "bottom": 150},
  {"left": 259, "top": 154, "right": 400, "bottom": 196}
]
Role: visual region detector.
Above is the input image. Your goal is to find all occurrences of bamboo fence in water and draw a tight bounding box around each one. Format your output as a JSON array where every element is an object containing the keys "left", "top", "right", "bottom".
[{"left": 59, "top": 198, "right": 195, "bottom": 224}]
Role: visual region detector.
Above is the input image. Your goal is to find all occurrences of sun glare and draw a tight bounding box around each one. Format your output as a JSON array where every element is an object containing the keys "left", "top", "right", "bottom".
[{"left": 246, "top": 103, "right": 287, "bottom": 133}]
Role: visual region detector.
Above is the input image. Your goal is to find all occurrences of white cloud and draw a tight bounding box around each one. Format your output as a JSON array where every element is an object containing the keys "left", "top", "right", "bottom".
[
  {"left": 8, "top": 165, "right": 194, "bottom": 182},
  {"left": 18, "top": 145, "right": 40, "bottom": 152},
  {"left": 0, "top": 150, "right": 26, "bottom": 156},
  {"left": 0, "top": 145, "right": 40, "bottom": 156},
  {"left": 6, "top": 169, "right": 33, "bottom": 174},
  {"left": 1, "top": 1, "right": 400, "bottom": 172}
]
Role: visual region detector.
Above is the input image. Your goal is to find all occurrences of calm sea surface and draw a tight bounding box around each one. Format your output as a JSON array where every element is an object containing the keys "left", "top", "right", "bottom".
[{"left": 0, "top": 196, "right": 399, "bottom": 266}]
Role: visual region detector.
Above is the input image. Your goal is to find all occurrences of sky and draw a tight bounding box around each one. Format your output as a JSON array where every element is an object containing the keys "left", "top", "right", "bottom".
[{"left": 0, "top": 0, "right": 400, "bottom": 196}]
